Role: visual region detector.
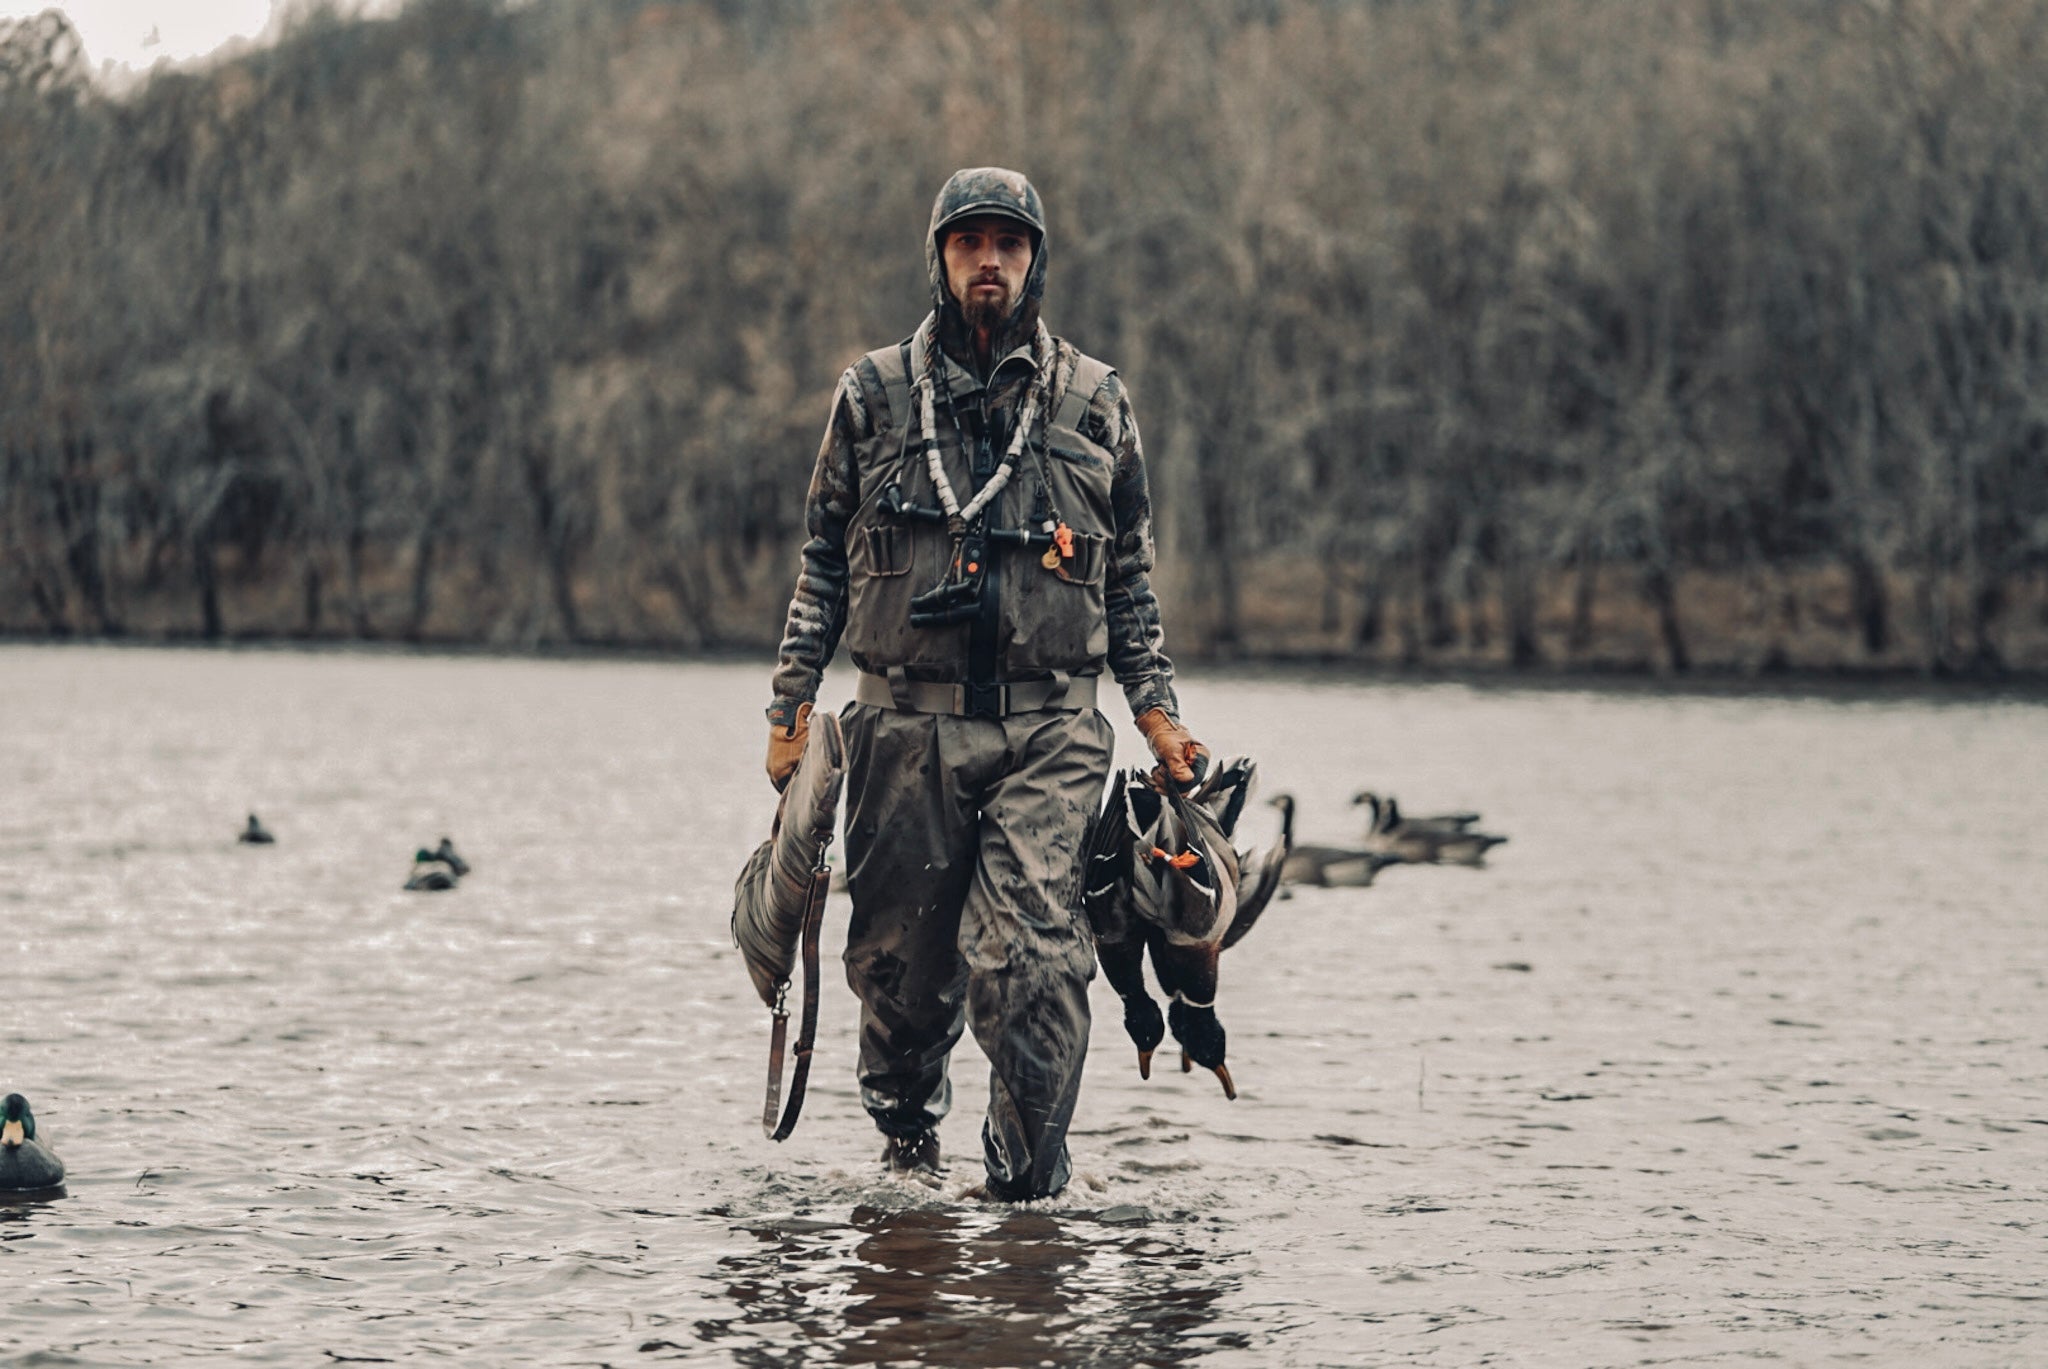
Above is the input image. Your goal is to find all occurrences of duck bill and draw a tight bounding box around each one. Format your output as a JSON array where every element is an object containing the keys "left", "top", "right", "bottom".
[
  {"left": 1, "top": 1119, "right": 22, "bottom": 1147},
  {"left": 1137, "top": 1048, "right": 1154, "bottom": 1080},
  {"left": 1178, "top": 1052, "right": 1236, "bottom": 1099}
]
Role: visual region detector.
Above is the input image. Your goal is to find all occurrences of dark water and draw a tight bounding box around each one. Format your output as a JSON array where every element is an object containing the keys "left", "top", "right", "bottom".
[{"left": 4, "top": 645, "right": 2045, "bottom": 1366}]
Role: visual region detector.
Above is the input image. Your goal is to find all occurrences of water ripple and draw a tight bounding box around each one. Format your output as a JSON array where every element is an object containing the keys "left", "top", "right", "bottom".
[{"left": 3, "top": 646, "right": 2045, "bottom": 1365}]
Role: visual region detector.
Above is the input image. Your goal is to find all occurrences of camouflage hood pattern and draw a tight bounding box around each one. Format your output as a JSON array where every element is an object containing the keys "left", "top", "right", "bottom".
[{"left": 926, "top": 166, "right": 1048, "bottom": 368}]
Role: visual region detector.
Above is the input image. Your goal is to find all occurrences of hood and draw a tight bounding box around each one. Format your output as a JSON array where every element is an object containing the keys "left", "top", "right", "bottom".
[{"left": 926, "top": 166, "right": 1048, "bottom": 370}]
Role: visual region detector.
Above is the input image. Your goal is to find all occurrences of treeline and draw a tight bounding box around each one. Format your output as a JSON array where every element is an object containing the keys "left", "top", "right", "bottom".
[{"left": 4, "top": 0, "right": 2047, "bottom": 674}]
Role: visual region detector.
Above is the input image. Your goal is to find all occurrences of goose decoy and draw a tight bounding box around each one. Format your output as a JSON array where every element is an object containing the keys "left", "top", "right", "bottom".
[
  {"left": 1352, "top": 791, "right": 1480, "bottom": 836},
  {"left": 1354, "top": 792, "right": 1507, "bottom": 866},
  {"left": 0, "top": 1092, "right": 65, "bottom": 1191},
  {"left": 1423, "top": 827, "right": 1508, "bottom": 866},
  {"left": 429, "top": 838, "right": 470, "bottom": 878},
  {"left": 403, "top": 849, "right": 460, "bottom": 892},
  {"left": 1271, "top": 795, "right": 1402, "bottom": 887},
  {"left": 238, "top": 813, "right": 275, "bottom": 844}
]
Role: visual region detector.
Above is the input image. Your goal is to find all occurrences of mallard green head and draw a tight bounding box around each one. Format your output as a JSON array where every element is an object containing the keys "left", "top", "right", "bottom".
[
  {"left": 2, "top": 1092, "right": 36, "bottom": 1147},
  {"left": 0, "top": 1090, "right": 65, "bottom": 1191},
  {"left": 1166, "top": 1000, "right": 1236, "bottom": 1100}
]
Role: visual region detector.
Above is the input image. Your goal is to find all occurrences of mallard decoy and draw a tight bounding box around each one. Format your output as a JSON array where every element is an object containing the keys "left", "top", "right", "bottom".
[
  {"left": 429, "top": 838, "right": 470, "bottom": 878},
  {"left": 1354, "top": 792, "right": 1507, "bottom": 866},
  {"left": 238, "top": 813, "right": 274, "bottom": 844},
  {"left": 0, "top": 1092, "right": 64, "bottom": 1191},
  {"left": 403, "top": 849, "right": 460, "bottom": 892},
  {"left": 1271, "top": 795, "right": 1402, "bottom": 887}
]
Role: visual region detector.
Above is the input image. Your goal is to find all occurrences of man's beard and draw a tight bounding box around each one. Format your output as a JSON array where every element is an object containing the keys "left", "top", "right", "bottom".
[{"left": 960, "top": 286, "right": 1012, "bottom": 333}]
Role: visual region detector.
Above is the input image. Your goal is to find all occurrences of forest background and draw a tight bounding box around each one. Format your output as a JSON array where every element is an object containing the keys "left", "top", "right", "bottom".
[{"left": 5, "top": 0, "right": 2047, "bottom": 678}]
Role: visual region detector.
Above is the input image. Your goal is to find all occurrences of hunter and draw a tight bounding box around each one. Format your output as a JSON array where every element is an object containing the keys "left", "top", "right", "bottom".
[{"left": 765, "top": 166, "right": 1207, "bottom": 1201}]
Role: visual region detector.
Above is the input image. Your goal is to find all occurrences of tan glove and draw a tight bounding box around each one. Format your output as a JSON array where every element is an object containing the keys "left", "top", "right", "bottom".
[
  {"left": 766, "top": 700, "right": 813, "bottom": 791},
  {"left": 1135, "top": 706, "right": 1210, "bottom": 792}
]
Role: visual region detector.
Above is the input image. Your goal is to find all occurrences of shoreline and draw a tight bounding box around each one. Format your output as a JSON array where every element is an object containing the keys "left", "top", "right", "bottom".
[{"left": 11, "top": 631, "right": 2047, "bottom": 706}]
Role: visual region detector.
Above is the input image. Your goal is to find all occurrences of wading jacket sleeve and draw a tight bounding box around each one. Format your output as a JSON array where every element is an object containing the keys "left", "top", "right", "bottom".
[
  {"left": 767, "top": 339, "right": 1180, "bottom": 729},
  {"left": 1085, "top": 369, "right": 1180, "bottom": 719}
]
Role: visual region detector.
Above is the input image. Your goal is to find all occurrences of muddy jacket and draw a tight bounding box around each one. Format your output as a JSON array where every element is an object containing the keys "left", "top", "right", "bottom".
[{"left": 768, "top": 313, "right": 1178, "bottom": 725}]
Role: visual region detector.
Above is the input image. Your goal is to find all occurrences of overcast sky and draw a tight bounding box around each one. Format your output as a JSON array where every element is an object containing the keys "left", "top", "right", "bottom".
[{"left": 5, "top": 0, "right": 278, "bottom": 71}]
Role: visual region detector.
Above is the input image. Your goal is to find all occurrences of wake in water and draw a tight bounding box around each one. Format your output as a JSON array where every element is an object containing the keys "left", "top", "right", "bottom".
[{"left": 693, "top": 1174, "right": 1249, "bottom": 1366}]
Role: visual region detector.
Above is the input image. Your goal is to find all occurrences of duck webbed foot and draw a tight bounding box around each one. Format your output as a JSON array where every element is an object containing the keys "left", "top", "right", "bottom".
[{"left": 1167, "top": 999, "right": 1236, "bottom": 1100}]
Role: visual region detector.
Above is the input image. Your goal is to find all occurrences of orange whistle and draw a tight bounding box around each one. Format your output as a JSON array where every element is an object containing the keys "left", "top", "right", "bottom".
[{"left": 1054, "top": 523, "right": 1075, "bottom": 559}]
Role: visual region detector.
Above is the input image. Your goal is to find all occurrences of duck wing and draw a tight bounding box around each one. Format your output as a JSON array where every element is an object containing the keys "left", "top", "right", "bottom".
[
  {"left": 1145, "top": 784, "right": 1238, "bottom": 945},
  {"left": 1221, "top": 837, "right": 1287, "bottom": 949},
  {"left": 1084, "top": 772, "right": 1166, "bottom": 1072},
  {"left": 1193, "top": 755, "right": 1258, "bottom": 839},
  {"left": 1080, "top": 772, "right": 1142, "bottom": 948}
]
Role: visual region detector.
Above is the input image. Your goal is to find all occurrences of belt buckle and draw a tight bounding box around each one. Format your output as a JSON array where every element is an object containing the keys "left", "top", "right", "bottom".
[{"left": 963, "top": 681, "right": 1003, "bottom": 718}]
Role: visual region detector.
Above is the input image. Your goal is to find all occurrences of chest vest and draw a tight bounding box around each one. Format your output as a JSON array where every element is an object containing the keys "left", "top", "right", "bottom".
[{"left": 841, "top": 331, "right": 1118, "bottom": 683}]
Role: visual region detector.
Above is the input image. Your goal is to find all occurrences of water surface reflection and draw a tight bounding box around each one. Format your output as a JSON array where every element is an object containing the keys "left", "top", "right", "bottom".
[
  {"left": 692, "top": 1203, "right": 1243, "bottom": 1366},
  {"left": 10, "top": 648, "right": 2048, "bottom": 1365}
]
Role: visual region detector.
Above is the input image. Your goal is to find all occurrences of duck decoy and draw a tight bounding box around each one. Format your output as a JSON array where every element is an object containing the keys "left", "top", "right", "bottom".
[
  {"left": 1271, "top": 794, "right": 1403, "bottom": 887},
  {"left": 404, "top": 848, "right": 460, "bottom": 892},
  {"left": 238, "top": 813, "right": 275, "bottom": 844},
  {"left": 0, "top": 1093, "right": 65, "bottom": 1191},
  {"left": 1355, "top": 792, "right": 1508, "bottom": 866}
]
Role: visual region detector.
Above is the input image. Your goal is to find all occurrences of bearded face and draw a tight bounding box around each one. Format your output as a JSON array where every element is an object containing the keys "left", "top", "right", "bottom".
[
  {"left": 961, "top": 282, "right": 1011, "bottom": 333},
  {"left": 941, "top": 215, "right": 1035, "bottom": 334}
]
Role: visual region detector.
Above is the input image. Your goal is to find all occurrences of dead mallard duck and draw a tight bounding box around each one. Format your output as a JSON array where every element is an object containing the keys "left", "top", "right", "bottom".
[{"left": 1083, "top": 757, "right": 1288, "bottom": 1099}]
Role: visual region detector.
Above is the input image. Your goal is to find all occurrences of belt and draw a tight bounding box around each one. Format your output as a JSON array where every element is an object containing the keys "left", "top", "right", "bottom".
[{"left": 854, "top": 668, "right": 1097, "bottom": 718}]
